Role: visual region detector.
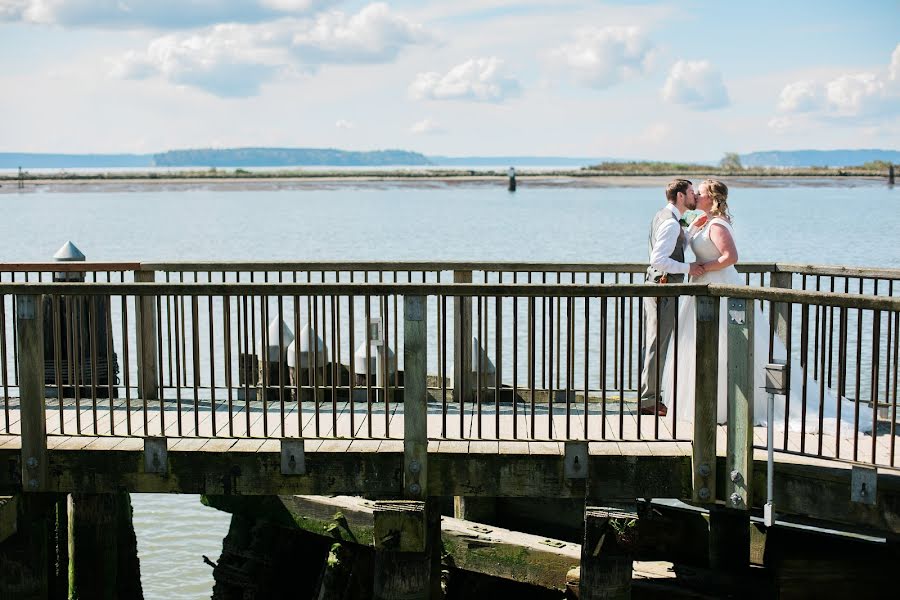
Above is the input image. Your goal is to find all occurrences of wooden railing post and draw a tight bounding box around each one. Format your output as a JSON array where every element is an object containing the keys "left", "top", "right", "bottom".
[
  {"left": 726, "top": 297, "right": 754, "bottom": 509},
  {"left": 404, "top": 295, "right": 427, "bottom": 500},
  {"left": 770, "top": 268, "right": 793, "bottom": 345},
  {"left": 134, "top": 270, "right": 158, "bottom": 400},
  {"left": 18, "top": 293, "right": 48, "bottom": 492},
  {"left": 692, "top": 296, "right": 718, "bottom": 505},
  {"left": 453, "top": 270, "right": 472, "bottom": 405},
  {"left": 710, "top": 297, "right": 755, "bottom": 572}
]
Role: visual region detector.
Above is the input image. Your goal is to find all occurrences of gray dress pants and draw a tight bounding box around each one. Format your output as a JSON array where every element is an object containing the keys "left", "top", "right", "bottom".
[{"left": 640, "top": 294, "right": 678, "bottom": 408}]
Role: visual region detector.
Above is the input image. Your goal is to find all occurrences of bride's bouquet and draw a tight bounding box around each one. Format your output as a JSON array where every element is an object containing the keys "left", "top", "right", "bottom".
[{"left": 679, "top": 209, "right": 705, "bottom": 227}]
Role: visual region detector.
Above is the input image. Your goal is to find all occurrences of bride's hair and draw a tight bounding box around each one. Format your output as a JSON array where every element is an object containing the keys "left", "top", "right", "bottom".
[{"left": 703, "top": 179, "right": 731, "bottom": 222}]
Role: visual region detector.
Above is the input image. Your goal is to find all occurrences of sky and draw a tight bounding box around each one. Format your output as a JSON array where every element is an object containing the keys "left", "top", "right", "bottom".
[{"left": 0, "top": 0, "right": 898, "bottom": 161}]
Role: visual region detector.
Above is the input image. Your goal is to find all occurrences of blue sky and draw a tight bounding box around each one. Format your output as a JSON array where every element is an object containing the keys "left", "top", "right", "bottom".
[{"left": 0, "top": 0, "right": 897, "bottom": 160}]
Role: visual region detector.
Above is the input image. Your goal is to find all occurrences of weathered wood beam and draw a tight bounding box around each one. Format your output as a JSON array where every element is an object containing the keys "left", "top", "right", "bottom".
[
  {"left": 0, "top": 446, "right": 898, "bottom": 534},
  {"left": 0, "top": 445, "right": 690, "bottom": 499},
  {"left": 207, "top": 493, "right": 583, "bottom": 591}
]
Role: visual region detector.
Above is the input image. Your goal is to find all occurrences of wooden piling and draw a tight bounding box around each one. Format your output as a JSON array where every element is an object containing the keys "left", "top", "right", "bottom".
[
  {"left": 693, "top": 296, "right": 718, "bottom": 504},
  {"left": 134, "top": 270, "right": 158, "bottom": 400},
  {"left": 889, "top": 164, "right": 895, "bottom": 185},
  {"left": 580, "top": 506, "right": 637, "bottom": 600},
  {"left": 373, "top": 501, "right": 431, "bottom": 600},
  {"left": 67, "top": 492, "right": 143, "bottom": 600},
  {"left": 17, "top": 294, "right": 48, "bottom": 492}
]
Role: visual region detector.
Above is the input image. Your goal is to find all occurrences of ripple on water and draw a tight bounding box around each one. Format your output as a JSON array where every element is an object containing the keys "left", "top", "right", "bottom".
[{"left": 131, "top": 494, "right": 232, "bottom": 599}]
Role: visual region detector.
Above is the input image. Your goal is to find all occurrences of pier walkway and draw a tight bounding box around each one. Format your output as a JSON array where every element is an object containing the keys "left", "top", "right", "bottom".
[{"left": 0, "top": 260, "right": 899, "bottom": 598}]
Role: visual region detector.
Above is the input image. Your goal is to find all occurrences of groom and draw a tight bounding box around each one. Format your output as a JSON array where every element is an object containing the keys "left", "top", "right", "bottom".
[{"left": 639, "top": 179, "right": 704, "bottom": 416}]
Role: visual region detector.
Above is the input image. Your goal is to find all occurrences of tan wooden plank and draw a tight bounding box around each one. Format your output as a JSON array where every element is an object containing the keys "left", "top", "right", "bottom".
[
  {"left": 498, "top": 441, "right": 530, "bottom": 455},
  {"left": 228, "top": 438, "right": 266, "bottom": 452},
  {"left": 378, "top": 439, "right": 404, "bottom": 453},
  {"left": 468, "top": 441, "right": 499, "bottom": 454},
  {"left": 169, "top": 438, "right": 209, "bottom": 451},
  {"left": 647, "top": 441, "right": 684, "bottom": 457},
  {"left": 51, "top": 436, "right": 97, "bottom": 450},
  {"left": 0, "top": 435, "right": 21, "bottom": 450},
  {"left": 317, "top": 439, "right": 353, "bottom": 453},
  {"left": 198, "top": 437, "right": 239, "bottom": 452},
  {"left": 587, "top": 441, "right": 622, "bottom": 456},
  {"left": 437, "top": 440, "right": 470, "bottom": 454},
  {"left": 257, "top": 439, "right": 280, "bottom": 453},
  {"left": 347, "top": 439, "right": 382, "bottom": 453},
  {"left": 617, "top": 441, "right": 654, "bottom": 456},
  {"left": 83, "top": 436, "right": 130, "bottom": 450},
  {"left": 528, "top": 441, "right": 562, "bottom": 455},
  {"left": 112, "top": 437, "right": 145, "bottom": 451},
  {"left": 46, "top": 435, "right": 71, "bottom": 450}
]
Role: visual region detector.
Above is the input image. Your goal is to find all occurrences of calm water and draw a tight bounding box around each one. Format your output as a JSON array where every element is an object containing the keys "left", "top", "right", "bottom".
[{"left": 3, "top": 181, "right": 898, "bottom": 598}]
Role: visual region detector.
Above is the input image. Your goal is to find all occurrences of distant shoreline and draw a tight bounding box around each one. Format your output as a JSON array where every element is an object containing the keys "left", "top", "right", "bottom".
[{"left": 0, "top": 170, "right": 892, "bottom": 194}]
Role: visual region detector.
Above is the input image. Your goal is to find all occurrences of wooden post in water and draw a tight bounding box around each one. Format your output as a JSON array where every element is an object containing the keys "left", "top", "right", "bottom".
[
  {"left": 889, "top": 163, "right": 895, "bottom": 185},
  {"left": 692, "top": 296, "right": 718, "bottom": 505},
  {"left": 579, "top": 506, "right": 637, "bottom": 600},
  {"left": 67, "top": 492, "right": 143, "bottom": 599},
  {"left": 770, "top": 269, "right": 793, "bottom": 345},
  {"left": 134, "top": 270, "right": 159, "bottom": 400},
  {"left": 710, "top": 297, "right": 755, "bottom": 571},
  {"left": 18, "top": 294, "right": 48, "bottom": 492},
  {"left": 508, "top": 166, "right": 517, "bottom": 192}
]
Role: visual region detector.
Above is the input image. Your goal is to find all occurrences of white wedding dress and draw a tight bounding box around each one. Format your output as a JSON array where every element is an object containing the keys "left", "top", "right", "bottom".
[{"left": 661, "top": 217, "right": 873, "bottom": 434}]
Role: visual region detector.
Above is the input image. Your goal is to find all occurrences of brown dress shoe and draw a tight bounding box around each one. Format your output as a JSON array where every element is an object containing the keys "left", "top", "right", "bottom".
[{"left": 639, "top": 402, "right": 668, "bottom": 416}]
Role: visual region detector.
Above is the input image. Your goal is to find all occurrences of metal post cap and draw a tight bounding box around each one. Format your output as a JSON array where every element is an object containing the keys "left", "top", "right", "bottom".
[{"left": 53, "top": 241, "right": 86, "bottom": 262}]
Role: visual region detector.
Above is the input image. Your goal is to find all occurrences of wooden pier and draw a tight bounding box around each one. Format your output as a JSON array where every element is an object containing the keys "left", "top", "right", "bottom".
[{"left": 0, "top": 260, "right": 898, "bottom": 598}]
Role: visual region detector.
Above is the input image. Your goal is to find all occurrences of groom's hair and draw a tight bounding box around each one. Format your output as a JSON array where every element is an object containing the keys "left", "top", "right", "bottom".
[{"left": 666, "top": 179, "right": 692, "bottom": 203}]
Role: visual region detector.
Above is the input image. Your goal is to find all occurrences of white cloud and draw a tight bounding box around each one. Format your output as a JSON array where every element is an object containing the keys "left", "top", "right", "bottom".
[
  {"left": 777, "top": 80, "right": 820, "bottom": 112},
  {"left": 410, "top": 57, "right": 520, "bottom": 103},
  {"left": 0, "top": 0, "right": 338, "bottom": 29},
  {"left": 824, "top": 73, "right": 890, "bottom": 116},
  {"left": 661, "top": 60, "right": 729, "bottom": 110},
  {"left": 108, "top": 5, "right": 432, "bottom": 97},
  {"left": 550, "top": 26, "right": 656, "bottom": 89},
  {"left": 288, "top": 3, "right": 432, "bottom": 64},
  {"left": 109, "top": 23, "right": 292, "bottom": 97},
  {"left": 335, "top": 119, "right": 354, "bottom": 129},
  {"left": 410, "top": 118, "right": 444, "bottom": 134},
  {"left": 776, "top": 43, "right": 900, "bottom": 120}
]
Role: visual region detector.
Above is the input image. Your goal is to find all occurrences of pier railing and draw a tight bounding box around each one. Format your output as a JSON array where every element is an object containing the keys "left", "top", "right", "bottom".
[{"left": 1, "top": 269, "right": 898, "bottom": 476}]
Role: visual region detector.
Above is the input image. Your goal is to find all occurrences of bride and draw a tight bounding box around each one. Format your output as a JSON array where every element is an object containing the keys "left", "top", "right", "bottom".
[{"left": 661, "top": 179, "right": 872, "bottom": 434}]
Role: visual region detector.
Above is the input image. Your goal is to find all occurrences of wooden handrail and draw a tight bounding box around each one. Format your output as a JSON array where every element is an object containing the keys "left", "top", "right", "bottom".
[
  {"left": 2, "top": 260, "right": 899, "bottom": 280},
  {"left": 0, "top": 281, "right": 896, "bottom": 310},
  {"left": 0, "top": 262, "right": 141, "bottom": 272}
]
